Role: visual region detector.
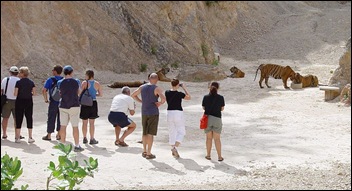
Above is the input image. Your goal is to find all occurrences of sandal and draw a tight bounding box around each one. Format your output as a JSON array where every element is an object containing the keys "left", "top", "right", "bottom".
[
  {"left": 205, "top": 156, "right": 211, "bottom": 160},
  {"left": 118, "top": 141, "right": 129, "bottom": 147},
  {"left": 145, "top": 154, "right": 156, "bottom": 159},
  {"left": 142, "top": 152, "right": 147, "bottom": 158},
  {"left": 218, "top": 157, "right": 224, "bottom": 162},
  {"left": 56, "top": 135, "right": 61, "bottom": 140},
  {"left": 137, "top": 140, "right": 143, "bottom": 144},
  {"left": 2, "top": 135, "right": 7, "bottom": 139},
  {"left": 42, "top": 135, "right": 51, "bottom": 141},
  {"left": 115, "top": 140, "right": 119, "bottom": 146}
]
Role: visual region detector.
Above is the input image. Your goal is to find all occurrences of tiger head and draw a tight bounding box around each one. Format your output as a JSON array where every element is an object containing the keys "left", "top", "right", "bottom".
[
  {"left": 292, "top": 72, "right": 302, "bottom": 83},
  {"left": 158, "top": 67, "right": 170, "bottom": 75},
  {"left": 229, "top": 66, "right": 245, "bottom": 78},
  {"left": 311, "top": 75, "right": 319, "bottom": 87}
]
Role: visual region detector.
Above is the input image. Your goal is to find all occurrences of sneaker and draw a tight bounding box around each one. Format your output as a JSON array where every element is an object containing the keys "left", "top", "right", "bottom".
[
  {"left": 83, "top": 137, "right": 88, "bottom": 144},
  {"left": 74, "top": 146, "right": 84, "bottom": 152},
  {"left": 15, "top": 138, "right": 21, "bottom": 143},
  {"left": 28, "top": 138, "right": 35, "bottom": 143},
  {"left": 171, "top": 148, "right": 180, "bottom": 158},
  {"left": 89, "top": 138, "right": 99, "bottom": 145},
  {"left": 20, "top": 135, "right": 25, "bottom": 139}
]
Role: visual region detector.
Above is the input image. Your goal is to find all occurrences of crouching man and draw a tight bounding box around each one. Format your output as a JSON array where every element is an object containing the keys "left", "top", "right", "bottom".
[{"left": 108, "top": 86, "right": 136, "bottom": 147}]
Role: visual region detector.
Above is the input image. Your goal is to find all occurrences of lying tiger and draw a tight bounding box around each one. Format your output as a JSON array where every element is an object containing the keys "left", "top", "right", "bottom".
[
  {"left": 227, "top": 66, "right": 245, "bottom": 78},
  {"left": 292, "top": 73, "right": 319, "bottom": 88},
  {"left": 254, "top": 63, "right": 296, "bottom": 89},
  {"left": 108, "top": 67, "right": 172, "bottom": 88},
  {"left": 156, "top": 67, "right": 172, "bottom": 82},
  {"left": 108, "top": 81, "right": 148, "bottom": 88}
]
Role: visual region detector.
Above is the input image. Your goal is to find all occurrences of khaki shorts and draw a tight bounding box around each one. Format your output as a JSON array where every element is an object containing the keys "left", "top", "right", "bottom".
[
  {"left": 1, "top": 100, "right": 16, "bottom": 118},
  {"left": 142, "top": 115, "right": 159, "bottom": 135},
  {"left": 204, "top": 115, "right": 222, "bottom": 134},
  {"left": 59, "top": 107, "right": 80, "bottom": 127}
]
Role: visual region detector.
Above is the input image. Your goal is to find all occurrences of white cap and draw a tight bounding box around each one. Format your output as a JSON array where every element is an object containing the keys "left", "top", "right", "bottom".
[{"left": 9, "top": 66, "right": 19, "bottom": 72}]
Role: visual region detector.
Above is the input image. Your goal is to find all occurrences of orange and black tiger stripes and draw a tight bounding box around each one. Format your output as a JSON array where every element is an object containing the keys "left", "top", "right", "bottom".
[{"left": 254, "top": 64, "right": 296, "bottom": 89}]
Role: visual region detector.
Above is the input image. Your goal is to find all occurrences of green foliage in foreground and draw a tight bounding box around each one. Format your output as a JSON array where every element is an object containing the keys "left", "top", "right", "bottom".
[
  {"left": 46, "top": 143, "right": 98, "bottom": 190},
  {"left": 1, "top": 153, "right": 28, "bottom": 190}
]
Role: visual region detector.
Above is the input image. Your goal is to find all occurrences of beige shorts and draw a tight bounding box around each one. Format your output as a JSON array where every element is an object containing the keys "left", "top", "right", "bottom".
[
  {"left": 1, "top": 99, "right": 16, "bottom": 118},
  {"left": 59, "top": 107, "right": 80, "bottom": 127}
]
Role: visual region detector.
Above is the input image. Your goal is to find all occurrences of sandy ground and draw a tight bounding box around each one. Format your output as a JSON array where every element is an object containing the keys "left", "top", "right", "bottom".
[
  {"left": 1, "top": 56, "right": 351, "bottom": 189},
  {"left": 1, "top": 2, "right": 351, "bottom": 190}
]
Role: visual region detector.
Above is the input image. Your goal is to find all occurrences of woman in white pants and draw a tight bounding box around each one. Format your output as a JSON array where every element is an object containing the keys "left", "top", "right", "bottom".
[{"left": 165, "top": 78, "right": 191, "bottom": 158}]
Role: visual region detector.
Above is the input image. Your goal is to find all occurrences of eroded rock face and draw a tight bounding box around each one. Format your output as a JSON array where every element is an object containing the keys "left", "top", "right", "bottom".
[
  {"left": 1, "top": 1, "right": 227, "bottom": 80},
  {"left": 176, "top": 65, "right": 227, "bottom": 82},
  {"left": 329, "top": 38, "right": 351, "bottom": 88}
]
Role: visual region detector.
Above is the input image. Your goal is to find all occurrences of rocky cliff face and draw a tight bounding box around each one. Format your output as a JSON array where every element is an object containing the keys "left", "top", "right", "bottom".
[
  {"left": 1, "top": 1, "right": 238, "bottom": 79},
  {"left": 329, "top": 38, "right": 351, "bottom": 87}
]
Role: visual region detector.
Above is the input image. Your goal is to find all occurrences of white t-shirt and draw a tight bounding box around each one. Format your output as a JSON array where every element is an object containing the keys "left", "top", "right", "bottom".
[
  {"left": 1, "top": 76, "right": 20, "bottom": 100},
  {"left": 110, "top": 94, "right": 135, "bottom": 115}
]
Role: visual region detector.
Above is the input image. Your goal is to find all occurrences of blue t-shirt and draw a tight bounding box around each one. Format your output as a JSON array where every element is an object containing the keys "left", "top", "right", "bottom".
[
  {"left": 15, "top": 78, "right": 35, "bottom": 100},
  {"left": 57, "top": 78, "right": 81, "bottom": 109},
  {"left": 44, "top": 75, "right": 63, "bottom": 102}
]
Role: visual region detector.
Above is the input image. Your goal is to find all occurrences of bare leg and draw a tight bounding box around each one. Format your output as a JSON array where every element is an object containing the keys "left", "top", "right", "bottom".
[
  {"left": 119, "top": 122, "right": 136, "bottom": 142},
  {"left": 1, "top": 117, "right": 9, "bottom": 137},
  {"left": 146, "top": 134, "right": 154, "bottom": 155},
  {"left": 82, "top": 119, "right": 88, "bottom": 139},
  {"left": 15, "top": 128, "right": 21, "bottom": 140},
  {"left": 114, "top": 126, "right": 121, "bottom": 143},
  {"left": 206, "top": 131, "right": 213, "bottom": 157},
  {"left": 72, "top": 126, "right": 79, "bottom": 146},
  {"left": 88, "top": 119, "right": 95, "bottom": 140},
  {"left": 142, "top": 135, "right": 147, "bottom": 153},
  {"left": 59, "top": 125, "right": 67, "bottom": 143},
  {"left": 213, "top": 132, "right": 222, "bottom": 160},
  {"left": 28, "top": 128, "right": 33, "bottom": 139}
]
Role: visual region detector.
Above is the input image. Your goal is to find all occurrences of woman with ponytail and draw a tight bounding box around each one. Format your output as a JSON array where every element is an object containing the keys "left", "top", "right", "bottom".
[{"left": 202, "top": 81, "right": 225, "bottom": 161}]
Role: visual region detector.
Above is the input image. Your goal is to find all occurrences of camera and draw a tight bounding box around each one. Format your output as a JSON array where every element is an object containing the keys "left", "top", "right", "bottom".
[{"left": 179, "top": 83, "right": 183, "bottom": 87}]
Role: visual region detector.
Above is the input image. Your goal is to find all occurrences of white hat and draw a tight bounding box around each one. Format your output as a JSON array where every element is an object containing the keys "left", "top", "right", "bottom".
[{"left": 9, "top": 66, "right": 19, "bottom": 72}]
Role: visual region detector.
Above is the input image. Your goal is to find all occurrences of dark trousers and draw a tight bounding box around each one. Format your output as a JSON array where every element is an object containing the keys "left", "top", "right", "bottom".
[
  {"left": 15, "top": 98, "right": 33, "bottom": 129},
  {"left": 47, "top": 101, "right": 60, "bottom": 133}
]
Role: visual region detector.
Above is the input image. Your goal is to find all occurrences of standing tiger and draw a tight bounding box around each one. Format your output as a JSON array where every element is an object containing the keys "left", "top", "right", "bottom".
[{"left": 254, "top": 64, "right": 296, "bottom": 89}]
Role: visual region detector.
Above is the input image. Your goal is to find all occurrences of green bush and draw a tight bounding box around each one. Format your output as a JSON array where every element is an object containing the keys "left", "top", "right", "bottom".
[
  {"left": 201, "top": 44, "right": 209, "bottom": 58},
  {"left": 151, "top": 46, "right": 157, "bottom": 55},
  {"left": 46, "top": 143, "right": 98, "bottom": 190},
  {"left": 212, "top": 58, "right": 219, "bottom": 66},
  {"left": 1, "top": 154, "right": 28, "bottom": 190},
  {"left": 140, "top": 64, "right": 148, "bottom": 72},
  {"left": 205, "top": 1, "right": 218, "bottom": 6},
  {"left": 171, "top": 61, "right": 179, "bottom": 69}
]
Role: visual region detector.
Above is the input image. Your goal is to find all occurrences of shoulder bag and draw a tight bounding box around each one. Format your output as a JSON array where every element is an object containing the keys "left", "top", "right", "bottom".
[
  {"left": 79, "top": 80, "right": 93, "bottom": 106},
  {"left": 1, "top": 77, "right": 10, "bottom": 113}
]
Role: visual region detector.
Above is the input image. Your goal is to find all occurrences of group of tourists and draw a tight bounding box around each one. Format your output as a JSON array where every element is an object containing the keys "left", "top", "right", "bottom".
[{"left": 1, "top": 65, "right": 225, "bottom": 161}]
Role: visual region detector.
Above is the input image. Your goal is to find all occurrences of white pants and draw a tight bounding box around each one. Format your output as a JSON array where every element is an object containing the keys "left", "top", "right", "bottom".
[{"left": 167, "top": 110, "right": 186, "bottom": 145}]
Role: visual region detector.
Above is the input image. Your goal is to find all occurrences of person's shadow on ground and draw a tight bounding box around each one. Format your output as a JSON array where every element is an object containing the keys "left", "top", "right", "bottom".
[
  {"left": 1, "top": 139, "right": 45, "bottom": 154},
  {"left": 177, "top": 158, "right": 211, "bottom": 172},
  {"left": 211, "top": 160, "right": 248, "bottom": 176},
  {"left": 147, "top": 159, "right": 186, "bottom": 175}
]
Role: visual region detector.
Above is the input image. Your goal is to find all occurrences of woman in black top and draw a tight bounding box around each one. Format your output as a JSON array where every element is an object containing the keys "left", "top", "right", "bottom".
[
  {"left": 202, "top": 81, "right": 225, "bottom": 161},
  {"left": 165, "top": 78, "right": 191, "bottom": 158},
  {"left": 14, "top": 66, "right": 36, "bottom": 143}
]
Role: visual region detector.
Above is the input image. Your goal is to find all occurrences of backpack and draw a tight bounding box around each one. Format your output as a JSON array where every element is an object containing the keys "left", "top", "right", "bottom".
[{"left": 49, "top": 77, "right": 61, "bottom": 101}]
